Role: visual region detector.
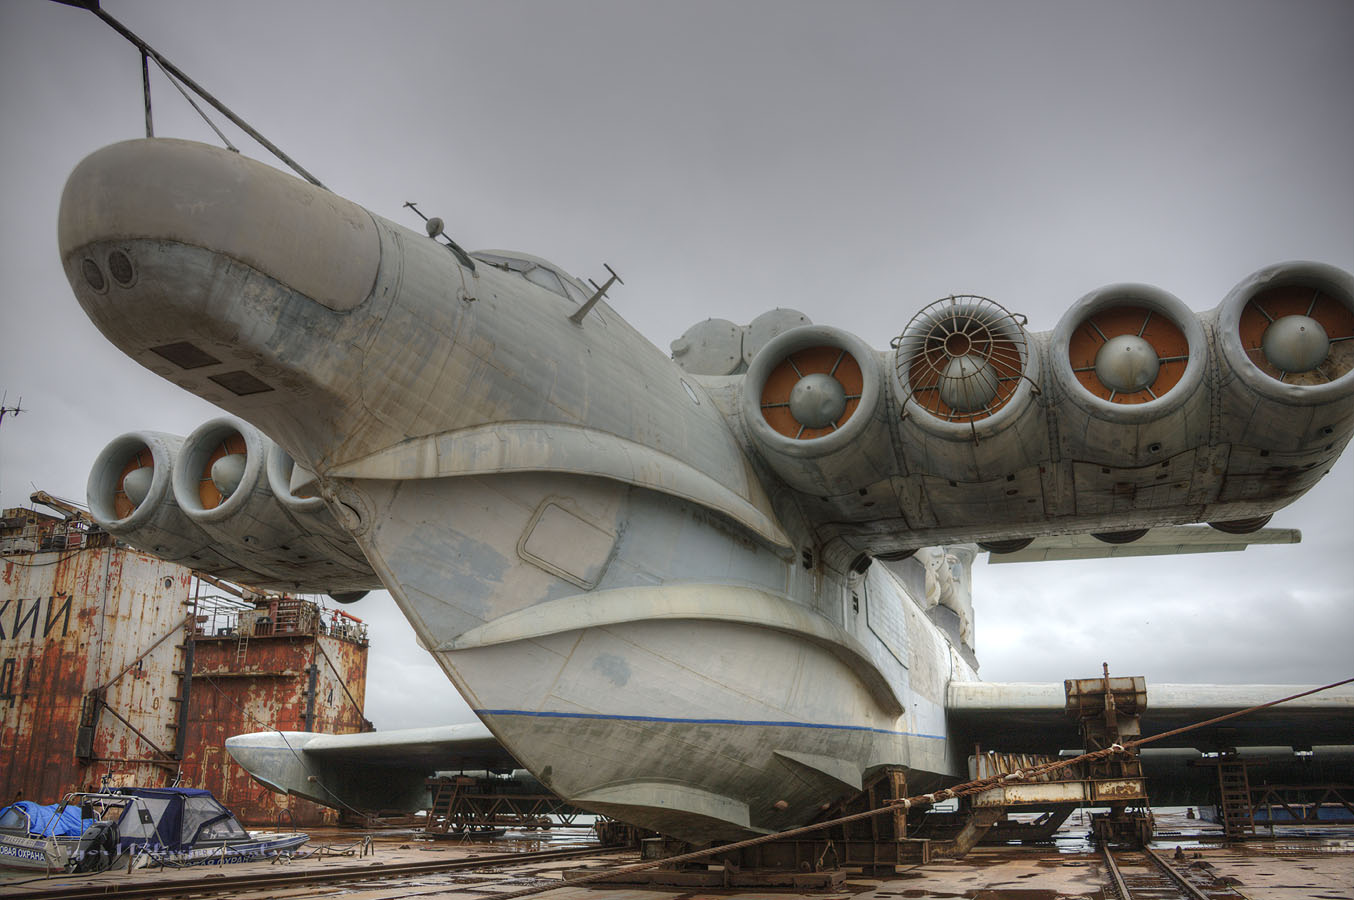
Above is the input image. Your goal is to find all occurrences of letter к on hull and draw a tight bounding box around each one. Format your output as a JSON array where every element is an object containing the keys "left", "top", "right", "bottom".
[{"left": 61, "top": 138, "right": 1354, "bottom": 841}]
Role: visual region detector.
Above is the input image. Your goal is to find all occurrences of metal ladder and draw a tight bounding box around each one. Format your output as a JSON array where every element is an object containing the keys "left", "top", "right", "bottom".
[
  {"left": 1217, "top": 756, "right": 1255, "bottom": 839},
  {"left": 423, "top": 779, "right": 464, "bottom": 834}
]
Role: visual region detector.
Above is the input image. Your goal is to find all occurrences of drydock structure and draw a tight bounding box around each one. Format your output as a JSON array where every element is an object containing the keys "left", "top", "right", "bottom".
[{"left": 0, "top": 504, "right": 370, "bottom": 826}]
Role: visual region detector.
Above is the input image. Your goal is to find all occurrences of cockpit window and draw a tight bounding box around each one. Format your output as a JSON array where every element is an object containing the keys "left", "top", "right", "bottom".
[
  {"left": 471, "top": 252, "right": 592, "bottom": 306},
  {"left": 561, "top": 278, "right": 588, "bottom": 304},
  {"left": 524, "top": 266, "right": 566, "bottom": 297},
  {"left": 474, "top": 253, "right": 533, "bottom": 273}
]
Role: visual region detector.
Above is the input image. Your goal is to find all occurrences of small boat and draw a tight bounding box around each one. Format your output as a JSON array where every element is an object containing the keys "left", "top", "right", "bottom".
[{"left": 0, "top": 787, "right": 307, "bottom": 872}]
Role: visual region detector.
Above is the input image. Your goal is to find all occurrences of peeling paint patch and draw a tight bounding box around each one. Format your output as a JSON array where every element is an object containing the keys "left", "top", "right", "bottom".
[{"left": 591, "top": 653, "right": 631, "bottom": 687}]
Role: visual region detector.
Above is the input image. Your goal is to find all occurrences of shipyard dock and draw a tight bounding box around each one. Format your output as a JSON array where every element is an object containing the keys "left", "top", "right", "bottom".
[
  {"left": 0, "top": 810, "right": 1350, "bottom": 899},
  {"left": 1, "top": 501, "right": 372, "bottom": 827}
]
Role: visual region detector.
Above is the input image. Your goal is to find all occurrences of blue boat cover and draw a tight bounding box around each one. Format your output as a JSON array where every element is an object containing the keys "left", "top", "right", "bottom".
[{"left": 0, "top": 801, "right": 93, "bottom": 837}]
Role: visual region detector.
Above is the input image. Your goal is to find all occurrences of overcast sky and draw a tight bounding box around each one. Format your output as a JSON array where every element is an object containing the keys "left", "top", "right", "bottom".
[{"left": 1, "top": 1, "right": 1350, "bottom": 731}]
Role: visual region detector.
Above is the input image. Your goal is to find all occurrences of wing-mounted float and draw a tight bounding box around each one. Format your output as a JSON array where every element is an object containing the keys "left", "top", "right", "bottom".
[
  {"left": 706, "top": 263, "right": 1354, "bottom": 565},
  {"left": 86, "top": 416, "right": 379, "bottom": 598},
  {"left": 225, "top": 723, "right": 518, "bottom": 813}
]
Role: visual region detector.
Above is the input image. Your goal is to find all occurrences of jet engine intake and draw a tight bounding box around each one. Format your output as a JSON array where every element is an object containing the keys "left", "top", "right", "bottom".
[
  {"left": 1050, "top": 284, "right": 1209, "bottom": 468},
  {"left": 88, "top": 419, "right": 380, "bottom": 594},
  {"left": 171, "top": 418, "right": 380, "bottom": 593},
  {"left": 1222, "top": 262, "right": 1354, "bottom": 391},
  {"left": 1210, "top": 262, "right": 1354, "bottom": 513},
  {"left": 740, "top": 326, "right": 891, "bottom": 495},
  {"left": 892, "top": 295, "right": 1045, "bottom": 486},
  {"left": 87, "top": 431, "right": 246, "bottom": 577}
]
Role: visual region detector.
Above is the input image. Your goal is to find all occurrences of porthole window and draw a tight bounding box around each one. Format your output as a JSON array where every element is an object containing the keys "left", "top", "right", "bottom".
[
  {"left": 82, "top": 258, "right": 107, "bottom": 293},
  {"left": 108, "top": 250, "right": 136, "bottom": 287}
]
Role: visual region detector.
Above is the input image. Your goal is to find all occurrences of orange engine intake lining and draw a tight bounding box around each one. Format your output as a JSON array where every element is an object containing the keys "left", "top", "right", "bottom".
[
  {"left": 198, "top": 432, "right": 249, "bottom": 509},
  {"left": 1238, "top": 285, "right": 1354, "bottom": 383},
  {"left": 1067, "top": 305, "right": 1189, "bottom": 403},
  {"left": 114, "top": 447, "right": 155, "bottom": 520},
  {"left": 760, "top": 346, "right": 864, "bottom": 439}
]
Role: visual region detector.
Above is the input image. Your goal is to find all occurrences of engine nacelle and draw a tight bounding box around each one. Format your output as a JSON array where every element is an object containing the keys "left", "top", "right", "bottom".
[
  {"left": 892, "top": 295, "right": 1046, "bottom": 487},
  {"left": 87, "top": 431, "right": 251, "bottom": 578},
  {"left": 171, "top": 418, "right": 380, "bottom": 593},
  {"left": 89, "top": 419, "right": 380, "bottom": 594},
  {"left": 265, "top": 440, "right": 378, "bottom": 592},
  {"left": 1211, "top": 261, "right": 1354, "bottom": 516},
  {"left": 1050, "top": 283, "right": 1210, "bottom": 469},
  {"left": 740, "top": 325, "right": 893, "bottom": 495}
]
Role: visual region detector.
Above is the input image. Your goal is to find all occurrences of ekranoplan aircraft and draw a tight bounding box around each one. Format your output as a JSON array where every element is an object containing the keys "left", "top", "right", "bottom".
[{"left": 62, "top": 138, "right": 1354, "bottom": 841}]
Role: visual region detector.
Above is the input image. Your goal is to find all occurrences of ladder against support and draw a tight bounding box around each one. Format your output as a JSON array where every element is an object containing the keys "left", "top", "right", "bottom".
[
  {"left": 423, "top": 777, "right": 465, "bottom": 834},
  {"left": 1215, "top": 755, "right": 1256, "bottom": 839}
]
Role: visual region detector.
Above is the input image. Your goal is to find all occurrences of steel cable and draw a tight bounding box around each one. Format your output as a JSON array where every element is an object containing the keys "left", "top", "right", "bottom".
[{"left": 488, "top": 675, "right": 1354, "bottom": 899}]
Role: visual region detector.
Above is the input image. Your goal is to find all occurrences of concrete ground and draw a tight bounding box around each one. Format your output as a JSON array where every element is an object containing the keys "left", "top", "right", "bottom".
[{"left": 1, "top": 813, "right": 1350, "bottom": 899}]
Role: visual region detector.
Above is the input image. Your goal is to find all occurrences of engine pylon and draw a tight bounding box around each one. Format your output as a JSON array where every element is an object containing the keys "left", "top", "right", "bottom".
[
  {"left": 171, "top": 417, "right": 379, "bottom": 593},
  {"left": 88, "top": 419, "right": 380, "bottom": 594}
]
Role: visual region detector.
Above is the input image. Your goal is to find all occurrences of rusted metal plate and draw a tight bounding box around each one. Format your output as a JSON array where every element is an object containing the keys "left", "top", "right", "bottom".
[
  {"left": 968, "top": 751, "right": 1072, "bottom": 781},
  {"left": 1064, "top": 675, "right": 1147, "bottom": 713},
  {"left": 1091, "top": 778, "right": 1148, "bottom": 801},
  {"left": 971, "top": 780, "right": 1092, "bottom": 807},
  {"left": 0, "top": 545, "right": 189, "bottom": 802},
  {"left": 179, "top": 615, "right": 369, "bottom": 826}
]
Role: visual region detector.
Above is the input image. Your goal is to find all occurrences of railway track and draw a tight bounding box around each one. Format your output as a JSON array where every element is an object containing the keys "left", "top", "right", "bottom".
[
  {"left": 1101, "top": 845, "right": 1243, "bottom": 900},
  {"left": 0, "top": 843, "right": 624, "bottom": 900}
]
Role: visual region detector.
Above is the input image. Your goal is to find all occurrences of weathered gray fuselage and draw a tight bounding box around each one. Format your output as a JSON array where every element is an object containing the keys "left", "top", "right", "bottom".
[{"left": 63, "top": 140, "right": 1354, "bottom": 840}]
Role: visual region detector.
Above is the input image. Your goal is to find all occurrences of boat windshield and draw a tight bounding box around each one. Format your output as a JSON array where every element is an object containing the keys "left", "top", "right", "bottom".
[
  {"left": 182, "top": 796, "right": 246, "bottom": 842},
  {"left": 0, "top": 806, "right": 29, "bottom": 831}
]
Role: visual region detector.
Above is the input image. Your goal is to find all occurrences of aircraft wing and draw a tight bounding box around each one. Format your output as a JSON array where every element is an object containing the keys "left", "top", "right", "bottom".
[
  {"left": 983, "top": 526, "right": 1300, "bottom": 564},
  {"left": 283, "top": 723, "right": 518, "bottom": 770},
  {"left": 225, "top": 722, "right": 520, "bottom": 813},
  {"left": 947, "top": 681, "right": 1354, "bottom": 752}
]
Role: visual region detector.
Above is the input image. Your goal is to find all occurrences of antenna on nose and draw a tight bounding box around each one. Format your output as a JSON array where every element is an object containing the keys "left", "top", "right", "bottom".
[
  {"left": 570, "top": 264, "right": 623, "bottom": 325},
  {"left": 403, "top": 201, "right": 476, "bottom": 271}
]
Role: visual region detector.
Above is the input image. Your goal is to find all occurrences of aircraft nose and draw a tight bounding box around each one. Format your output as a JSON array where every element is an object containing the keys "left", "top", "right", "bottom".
[{"left": 59, "top": 138, "right": 379, "bottom": 312}]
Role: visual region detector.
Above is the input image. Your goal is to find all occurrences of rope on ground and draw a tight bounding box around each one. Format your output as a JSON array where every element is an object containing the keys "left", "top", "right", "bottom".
[{"left": 487, "top": 675, "right": 1353, "bottom": 900}]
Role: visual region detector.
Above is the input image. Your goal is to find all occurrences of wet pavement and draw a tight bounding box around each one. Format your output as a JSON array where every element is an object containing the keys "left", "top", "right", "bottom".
[{"left": 0, "top": 810, "right": 1349, "bottom": 899}]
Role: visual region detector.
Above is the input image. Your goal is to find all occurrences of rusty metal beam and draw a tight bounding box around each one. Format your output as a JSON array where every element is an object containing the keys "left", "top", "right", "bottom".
[
  {"left": 93, "top": 695, "right": 176, "bottom": 761},
  {"left": 96, "top": 612, "right": 192, "bottom": 692},
  {"left": 314, "top": 638, "right": 365, "bottom": 716},
  {"left": 191, "top": 669, "right": 301, "bottom": 678},
  {"left": 192, "top": 572, "right": 251, "bottom": 599}
]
